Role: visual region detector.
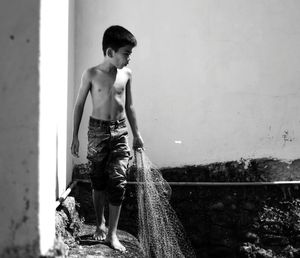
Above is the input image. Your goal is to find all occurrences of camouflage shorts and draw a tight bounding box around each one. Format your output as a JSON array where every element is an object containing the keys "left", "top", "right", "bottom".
[{"left": 87, "top": 116, "right": 130, "bottom": 205}]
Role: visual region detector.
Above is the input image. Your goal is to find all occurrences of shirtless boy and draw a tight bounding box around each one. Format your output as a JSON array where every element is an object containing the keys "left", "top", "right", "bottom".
[{"left": 71, "top": 25, "right": 144, "bottom": 252}]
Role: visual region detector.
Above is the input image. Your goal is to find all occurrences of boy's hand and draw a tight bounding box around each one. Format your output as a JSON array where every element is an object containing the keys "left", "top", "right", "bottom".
[
  {"left": 71, "top": 137, "right": 80, "bottom": 158},
  {"left": 133, "top": 134, "right": 144, "bottom": 150}
]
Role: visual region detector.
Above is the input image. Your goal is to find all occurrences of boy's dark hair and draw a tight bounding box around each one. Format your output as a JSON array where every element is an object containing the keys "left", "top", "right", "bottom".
[{"left": 102, "top": 25, "right": 137, "bottom": 56}]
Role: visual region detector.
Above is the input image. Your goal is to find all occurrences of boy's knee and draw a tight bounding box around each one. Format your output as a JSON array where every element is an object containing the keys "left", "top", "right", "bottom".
[
  {"left": 106, "top": 155, "right": 129, "bottom": 205},
  {"left": 107, "top": 178, "right": 127, "bottom": 206},
  {"left": 89, "top": 161, "right": 109, "bottom": 191}
]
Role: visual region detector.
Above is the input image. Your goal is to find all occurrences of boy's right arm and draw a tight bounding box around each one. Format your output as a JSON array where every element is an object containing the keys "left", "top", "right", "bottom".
[{"left": 71, "top": 70, "right": 91, "bottom": 158}]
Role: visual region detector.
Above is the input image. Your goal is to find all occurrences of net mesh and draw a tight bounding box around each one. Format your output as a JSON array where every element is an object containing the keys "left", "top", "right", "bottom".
[{"left": 134, "top": 150, "right": 196, "bottom": 258}]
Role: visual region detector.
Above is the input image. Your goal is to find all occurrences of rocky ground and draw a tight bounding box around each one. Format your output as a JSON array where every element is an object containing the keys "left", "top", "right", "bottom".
[
  {"left": 67, "top": 224, "right": 144, "bottom": 258},
  {"left": 47, "top": 197, "right": 145, "bottom": 258}
]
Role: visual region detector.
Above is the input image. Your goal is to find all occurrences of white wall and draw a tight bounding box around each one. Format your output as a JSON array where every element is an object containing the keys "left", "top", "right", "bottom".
[
  {"left": 0, "top": 0, "right": 41, "bottom": 256},
  {"left": 40, "top": 0, "right": 72, "bottom": 254},
  {"left": 67, "top": 0, "right": 76, "bottom": 192},
  {"left": 73, "top": 0, "right": 300, "bottom": 168}
]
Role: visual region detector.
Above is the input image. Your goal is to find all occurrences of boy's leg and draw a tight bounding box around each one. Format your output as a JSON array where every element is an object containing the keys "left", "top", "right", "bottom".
[
  {"left": 89, "top": 158, "right": 109, "bottom": 241},
  {"left": 105, "top": 122, "right": 130, "bottom": 252},
  {"left": 106, "top": 203, "right": 126, "bottom": 252},
  {"left": 92, "top": 189, "right": 107, "bottom": 240},
  {"left": 86, "top": 117, "right": 111, "bottom": 240},
  {"left": 105, "top": 156, "right": 129, "bottom": 252}
]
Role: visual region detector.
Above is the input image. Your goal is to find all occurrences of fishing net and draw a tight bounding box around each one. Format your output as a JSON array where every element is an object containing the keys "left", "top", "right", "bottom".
[{"left": 133, "top": 149, "right": 196, "bottom": 258}]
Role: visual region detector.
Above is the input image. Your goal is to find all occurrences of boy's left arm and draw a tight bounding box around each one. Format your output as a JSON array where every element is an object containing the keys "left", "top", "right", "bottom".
[{"left": 125, "top": 70, "right": 144, "bottom": 150}]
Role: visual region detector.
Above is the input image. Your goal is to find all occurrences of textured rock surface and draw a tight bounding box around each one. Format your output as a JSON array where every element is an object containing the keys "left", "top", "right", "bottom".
[
  {"left": 54, "top": 196, "right": 144, "bottom": 258},
  {"left": 68, "top": 225, "right": 145, "bottom": 258}
]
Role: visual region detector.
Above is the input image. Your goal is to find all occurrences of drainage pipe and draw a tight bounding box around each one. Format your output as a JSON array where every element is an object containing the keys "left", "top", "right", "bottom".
[
  {"left": 75, "top": 179, "right": 300, "bottom": 186},
  {"left": 127, "top": 180, "right": 300, "bottom": 186},
  {"left": 55, "top": 181, "right": 78, "bottom": 209}
]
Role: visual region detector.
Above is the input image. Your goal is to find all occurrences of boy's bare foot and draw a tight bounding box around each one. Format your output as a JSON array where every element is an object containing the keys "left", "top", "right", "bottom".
[
  {"left": 93, "top": 225, "right": 107, "bottom": 241},
  {"left": 106, "top": 234, "right": 126, "bottom": 252}
]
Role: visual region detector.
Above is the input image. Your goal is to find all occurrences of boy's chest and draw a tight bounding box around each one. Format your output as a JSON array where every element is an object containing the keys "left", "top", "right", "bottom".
[{"left": 92, "top": 72, "right": 128, "bottom": 95}]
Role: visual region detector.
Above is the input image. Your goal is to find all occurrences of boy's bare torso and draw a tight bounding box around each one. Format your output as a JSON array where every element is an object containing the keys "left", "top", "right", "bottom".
[{"left": 88, "top": 66, "right": 130, "bottom": 121}]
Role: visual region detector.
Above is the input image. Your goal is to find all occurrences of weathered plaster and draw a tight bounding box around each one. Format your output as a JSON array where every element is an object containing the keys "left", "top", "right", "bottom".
[
  {"left": 0, "top": 0, "right": 40, "bottom": 256},
  {"left": 0, "top": 240, "right": 39, "bottom": 258}
]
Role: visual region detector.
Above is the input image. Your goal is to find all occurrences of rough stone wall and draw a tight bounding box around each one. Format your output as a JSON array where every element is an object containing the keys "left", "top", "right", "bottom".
[
  {"left": 73, "top": 159, "right": 300, "bottom": 257},
  {"left": 125, "top": 159, "right": 300, "bottom": 257}
]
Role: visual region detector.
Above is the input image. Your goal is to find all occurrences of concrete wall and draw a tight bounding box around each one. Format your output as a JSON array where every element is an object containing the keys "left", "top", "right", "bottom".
[
  {"left": 0, "top": 0, "right": 72, "bottom": 256},
  {"left": 0, "top": 0, "right": 41, "bottom": 256},
  {"left": 73, "top": 0, "right": 300, "bottom": 168}
]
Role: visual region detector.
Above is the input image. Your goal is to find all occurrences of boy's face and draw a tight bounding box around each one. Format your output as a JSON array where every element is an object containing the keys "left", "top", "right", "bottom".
[{"left": 112, "top": 45, "right": 133, "bottom": 69}]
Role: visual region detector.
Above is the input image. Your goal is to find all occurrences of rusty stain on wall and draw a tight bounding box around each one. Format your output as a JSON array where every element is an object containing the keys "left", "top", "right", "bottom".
[{"left": 282, "top": 130, "right": 295, "bottom": 146}]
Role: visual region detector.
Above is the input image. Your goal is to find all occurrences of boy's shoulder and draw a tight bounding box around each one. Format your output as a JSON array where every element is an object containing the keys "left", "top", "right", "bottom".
[
  {"left": 84, "top": 66, "right": 99, "bottom": 77},
  {"left": 80, "top": 67, "right": 96, "bottom": 83},
  {"left": 120, "top": 67, "right": 132, "bottom": 78}
]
